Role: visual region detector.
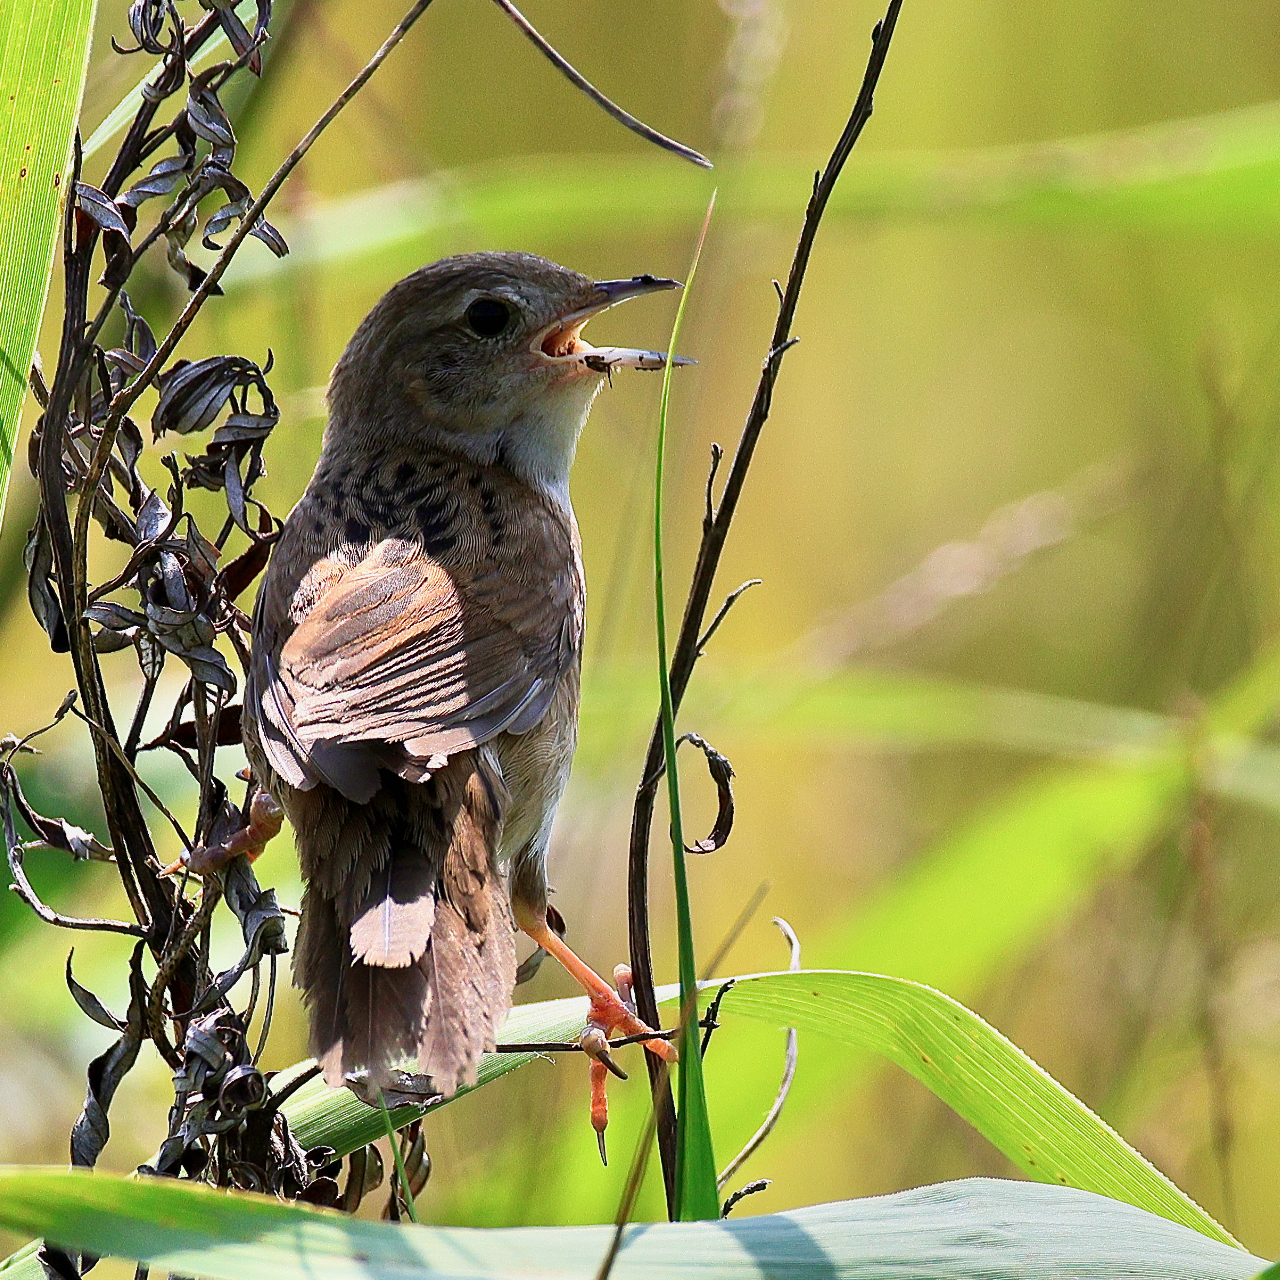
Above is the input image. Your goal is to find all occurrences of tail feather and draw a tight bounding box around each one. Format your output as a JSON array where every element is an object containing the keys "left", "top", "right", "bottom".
[
  {"left": 350, "top": 848, "right": 437, "bottom": 967},
  {"left": 293, "top": 749, "right": 516, "bottom": 1100}
]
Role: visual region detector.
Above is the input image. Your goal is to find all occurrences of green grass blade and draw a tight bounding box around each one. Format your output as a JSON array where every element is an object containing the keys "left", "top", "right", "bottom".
[
  {"left": 0, "top": 0, "right": 96, "bottom": 530},
  {"left": 274, "top": 966, "right": 1233, "bottom": 1245},
  {"left": 376, "top": 1092, "right": 418, "bottom": 1223},
  {"left": 652, "top": 196, "right": 718, "bottom": 1221},
  {"left": 0, "top": 1168, "right": 1262, "bottom": 1280},
  {"left": 714, "top": 970, "right": 1237, "bottom": 1247}
]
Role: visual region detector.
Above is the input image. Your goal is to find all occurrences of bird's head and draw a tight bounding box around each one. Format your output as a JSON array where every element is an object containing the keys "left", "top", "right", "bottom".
[{"left": 326, "top": 251, "right": 688, "bottom": 504}]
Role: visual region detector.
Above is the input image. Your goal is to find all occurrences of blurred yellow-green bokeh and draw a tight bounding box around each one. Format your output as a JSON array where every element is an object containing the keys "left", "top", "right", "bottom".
[{"left": 8, "top": 0, "right": 1280, "bottom": 1259}]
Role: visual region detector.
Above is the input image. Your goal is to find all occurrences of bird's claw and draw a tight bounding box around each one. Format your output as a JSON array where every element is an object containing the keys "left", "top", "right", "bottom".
[
  {"left": 590, "top": 1057, "right": 610, "bottom": 1165},
  {"left": 580, "top": 1027, "right": 627, "bottom": 1080},
  {"left": 577, "top": 964, "right": 678, "bottom": 1164},
  {"left": 158, "top": 790, "right": 284, "bottom": 878}
]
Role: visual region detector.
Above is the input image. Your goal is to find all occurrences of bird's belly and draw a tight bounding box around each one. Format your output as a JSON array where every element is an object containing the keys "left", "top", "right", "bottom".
[{"left": 492, "top": 681, "right": 578, "bottom": 866}]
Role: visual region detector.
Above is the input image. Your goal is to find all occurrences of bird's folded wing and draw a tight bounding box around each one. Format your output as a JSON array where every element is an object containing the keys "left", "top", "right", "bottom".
[{"left": 254, "top": 512, "right": 581, "bottom": 801}]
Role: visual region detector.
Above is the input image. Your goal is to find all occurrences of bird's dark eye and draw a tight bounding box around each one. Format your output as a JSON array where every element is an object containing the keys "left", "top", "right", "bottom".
[{"left": 465, "top": 298, "right": 511, "bottom": 338}]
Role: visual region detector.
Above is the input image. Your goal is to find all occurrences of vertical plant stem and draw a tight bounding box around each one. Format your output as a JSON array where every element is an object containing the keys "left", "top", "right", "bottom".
[
  {"left": 377, "top": 1092, "right": 419, "bottom": 1224},
  {"left": 626, "top": 0, "right": 904, "bottom": 1207},
  {"left": 653, "top": 195, "right": 718, "bottom": 1221}
]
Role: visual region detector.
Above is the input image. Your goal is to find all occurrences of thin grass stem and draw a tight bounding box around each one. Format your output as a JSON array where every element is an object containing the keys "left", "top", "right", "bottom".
[
  {"left": 377, "top": 1091, "right": 420, "bottom": 1224},
  {"left": 653, "top": 192, "right": 719, "bottom": 1221}
]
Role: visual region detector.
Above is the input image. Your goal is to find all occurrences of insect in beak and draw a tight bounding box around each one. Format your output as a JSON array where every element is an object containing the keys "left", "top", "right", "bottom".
[{"left": 535, "top": 275, "right": 696, "bottom": 373}]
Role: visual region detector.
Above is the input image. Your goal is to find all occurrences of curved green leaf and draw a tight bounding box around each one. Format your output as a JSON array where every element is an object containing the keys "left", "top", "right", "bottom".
[
  {"left": 719, "top": 970, "right": 1233, "bottom": 1243},
  {"left": 0, "top": 1168, "right": 1263, "bottom": 1280},
  {"left": 0, "top": 0, "right": 96, "bottom": 529},
  {"left": 654, "top": 201, "right": 719, "bottom": 1220},
  {"left": 277, "top": 968, "right": 1235, "bottom": 1247}
]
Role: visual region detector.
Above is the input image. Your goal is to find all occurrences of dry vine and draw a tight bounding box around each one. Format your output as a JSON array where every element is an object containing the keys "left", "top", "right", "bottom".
[{"left": 13, "top": 0, "right": 705, "bottom": 1257}]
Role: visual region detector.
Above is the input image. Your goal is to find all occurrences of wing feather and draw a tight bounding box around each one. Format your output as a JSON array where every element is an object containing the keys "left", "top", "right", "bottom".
[{"left": 247, "top": 458, "right": 582, "bottom": 801}]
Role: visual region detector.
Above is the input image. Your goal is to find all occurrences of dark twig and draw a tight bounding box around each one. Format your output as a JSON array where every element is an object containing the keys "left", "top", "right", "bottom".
[
  {"left": 703, "top": 443, "right": 723, "bottom": 527},
  {"left": 99, "top": 0, "right": 442, "bottom": 444},
  {"left": 69, "top": 704, "right": 193, "bottom": 850},
  {"left": 720, "top": 1179, "right": 771, "bottom": 1217},
  {"left": 697, "top": 579, "right": 762, "bottom": 655},
  {"left": 626, "top": 0, "right": 904, "bottom": 1212},
  {"left": 699, "top": 980, "right": 735, "bottom": 1058},
  {"left": 638, "top": 731, "right": 736, "bottom": 857},
  {"left": 488, "top": 0, "right": 711, "bottom": 168},
  {"left": 252, "top": 951, "right": 278, "bottom": 1064},
  {"left": 1, "top": 766, "right": 144, "bottom": 937},
  {"left": 496, "top": 1027, "right": 679, "bottom": 1054},
  {"left": 264, "top": 1061, "right": 324, "bottom": 1113}
]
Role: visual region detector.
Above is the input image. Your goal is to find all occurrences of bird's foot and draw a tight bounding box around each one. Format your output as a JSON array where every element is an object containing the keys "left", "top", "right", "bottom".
[
  {"left": 578, "top": 964, "right": 678, "bottom": 1165},
  {"left": 159, "top": 789, "right": 283, "bottom": 877},
  {"left": 521, "top": 920, "right": 678, "bottom": 1165}
]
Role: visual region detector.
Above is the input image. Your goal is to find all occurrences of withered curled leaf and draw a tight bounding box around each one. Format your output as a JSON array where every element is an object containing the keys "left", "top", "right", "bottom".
[
  {"left": 66, "top": 951, "right": 127, "bottom": 1031},
  {"left": 75, "top": 182, "right": 130, "bottom": 238}
]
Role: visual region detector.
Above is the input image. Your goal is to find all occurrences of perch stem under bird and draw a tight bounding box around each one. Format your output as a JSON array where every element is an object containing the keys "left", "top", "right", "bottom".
[{"left": 188, "top": 253, "right": 692, "bottom": 1145}]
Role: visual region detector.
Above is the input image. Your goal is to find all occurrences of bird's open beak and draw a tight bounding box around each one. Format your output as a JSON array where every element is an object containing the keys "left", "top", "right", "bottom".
[{"left": 536, "top": 275, "right": 696, "bottom": 373}]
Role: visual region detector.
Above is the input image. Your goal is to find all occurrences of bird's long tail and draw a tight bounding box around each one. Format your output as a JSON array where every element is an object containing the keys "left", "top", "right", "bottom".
[{"left": 293, "top": 750, "right": 516, "bottom": 1101}]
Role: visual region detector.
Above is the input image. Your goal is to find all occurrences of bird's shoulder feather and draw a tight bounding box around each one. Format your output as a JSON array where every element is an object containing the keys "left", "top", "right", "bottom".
[{"left": 246, "top": 447, "right": 583, "bottom": 801}]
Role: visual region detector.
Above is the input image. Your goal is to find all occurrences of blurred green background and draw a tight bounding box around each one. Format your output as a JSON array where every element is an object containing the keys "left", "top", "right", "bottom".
[{"left": 8, "top": 0, "right": 1280, "bottom": 1259}]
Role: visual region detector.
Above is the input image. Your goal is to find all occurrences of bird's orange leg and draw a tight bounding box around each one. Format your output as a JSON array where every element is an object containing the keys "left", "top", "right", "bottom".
[
  {"left": 159, "top": 790, "right": 284, "bottom": 877},
  {"left": 522, "top": 922, "right": 677, "bottom": 1164}
]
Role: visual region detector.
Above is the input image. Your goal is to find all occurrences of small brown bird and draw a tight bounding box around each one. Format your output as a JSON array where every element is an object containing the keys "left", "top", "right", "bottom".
[{"left": 242, "top": 251, "right": 681, "bottom": 1115}]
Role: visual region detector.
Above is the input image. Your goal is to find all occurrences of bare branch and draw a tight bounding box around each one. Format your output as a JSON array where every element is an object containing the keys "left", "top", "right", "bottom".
[
  {"left": 489, "top": 0, "right": 711, "bottom": 168},
  {"left": 99, "top": 0, "right": 442, "bottom": 443},
  {"left": 720, "top": 1179, "right": 771, "bottom": 1216},
  {"left": 697, "top": 579, "right": 761, "bottom": 655},
  {"left": 496, "top": 1027, "right": 679, "bottom": 1054},
  {"left": 70, "top": 705, "right": 194, "bottom": 851},
  {"left": 1, "top": 766, "right": 144, "bottom": 938}
]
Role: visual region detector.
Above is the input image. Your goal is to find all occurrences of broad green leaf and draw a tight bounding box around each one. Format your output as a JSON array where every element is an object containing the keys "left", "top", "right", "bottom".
[
  {"left": 277, "top": 969, "right": 1234, "bottom": 1246},
  {"left": 0, "top": 0, "right": 96, "bottom": 529},
  {"left": 720, "top": 970, "right": 1234, "bottom": 1243},
  {"left": 0, "top": 1167, "right": 1262, "bottom": 1280},
  {"left": 279, "top": 992, "right": 599, "bottom": 1154}
]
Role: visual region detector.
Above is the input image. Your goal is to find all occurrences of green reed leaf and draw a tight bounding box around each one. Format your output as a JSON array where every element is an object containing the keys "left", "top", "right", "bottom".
[
  {"left": 0, "top": 0, "right": 97, "bottom": 530},
  {"left": 0, "top": 1167, "right": 1261, "bottom": 1280}
]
